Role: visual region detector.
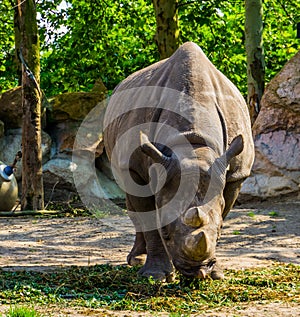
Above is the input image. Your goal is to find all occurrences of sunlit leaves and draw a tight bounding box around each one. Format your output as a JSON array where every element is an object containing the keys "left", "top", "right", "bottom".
[
  {"left": 263, "top": 0, "right": 300, "bottom": 80},
  {"left": 179, "top": 0, "right": 299, "bottom": 95},
  {"left": 0, "top": 0, "right": 299, "bottom": 97},
  {"left": 39, "top": 0, "right": 157, "bottom": 96},
  {"left": 0, "top": 0, "right": 18, "bottom": 92}
]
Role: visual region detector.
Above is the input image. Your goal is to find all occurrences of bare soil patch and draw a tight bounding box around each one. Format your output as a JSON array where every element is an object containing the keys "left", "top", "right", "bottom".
[
  {"left": 0, "top": 200, "right": 299, "bottom": 316},
  {"left": 0, "top": 201, "right": 298, "bottom": 271}
]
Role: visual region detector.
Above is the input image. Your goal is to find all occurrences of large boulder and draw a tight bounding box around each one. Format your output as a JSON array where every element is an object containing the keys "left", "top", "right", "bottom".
[
  {"left": 0, "top": 87, "right": 23, "bottom": 129},
  {"left": 240, "top": 51, "right": 300, "bottom": 200},
  {"left": 43, "top": 156, "right": 125, "bottom": 203},
  {"left": 0, "top": 80, "right": 124, "bottom": 205},
  {"left": 47, "top": 79, "right": 107, "bottom": 155},
  {"left": 0, "top": 120, "right": 4, "bottom": 138},
  {"left": 42, "top": 157, "right": 77, "bottom": 202},
  {"left": 42, "top": 79, "right": 125, "bottom": 204},
  {"left": 0, "top": 86, "right": 48, "bottom": 130}
]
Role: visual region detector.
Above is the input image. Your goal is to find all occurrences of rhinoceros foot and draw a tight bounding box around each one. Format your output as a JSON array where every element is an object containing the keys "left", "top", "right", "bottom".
[
  {"left": 138, "top": 259, "right": 175, "bottom": 282},
  {"left": 127, "top": 235, "right": 147, "bottom": 266},
  {"left": 210, "top": 262, "right": 224, "bottom": 280},
  {"left": 127, "top": 252, "right": 146, "bottom": 266}
]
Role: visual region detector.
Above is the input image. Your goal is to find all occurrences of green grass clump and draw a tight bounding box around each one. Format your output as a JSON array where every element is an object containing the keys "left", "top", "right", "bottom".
[
  {"left": 247, "top": 212, "right": 256, "bottom": 218},
  {"left": 268, "top": 211, "right": 280, "bottom": 217},
  {"left": 0, "top": 263, "right": 298, "bottom": 315},
  {"left": 2, "top": 306, "right": 41, "bottom": 317}
]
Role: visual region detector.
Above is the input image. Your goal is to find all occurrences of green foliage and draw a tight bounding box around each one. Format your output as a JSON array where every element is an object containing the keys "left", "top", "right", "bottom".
[
  {"left": 247, "top": 211, "right": 256, "bottom": 218},
  {"left": 0, "top": 263, "right": 298, "bottom": 314},
  {"left": 0, "top": 0, "right": 299, "bottom": 97},
  {"left": 180, "top": 1, "right": 245, "bottom": 84},
  {"left": 38, "top": 0, "right": 157, "bottom": 96},
  {"left": 179, "top": 0, "right": 300, "bottom": 96},
  {"left": 0, "top": 0, "right": 18, "bottom": 92},
  {"left": 269, "top": 211, "right": 280, "bottom": 217},
  {"left": 263, "top": 0, "right": 299, "bottom": 80}
]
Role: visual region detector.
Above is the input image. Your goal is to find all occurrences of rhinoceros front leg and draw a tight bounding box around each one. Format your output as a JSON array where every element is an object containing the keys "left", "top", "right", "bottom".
[
  {"left": 127, "top": 231, "right": 147, "bottom": 266},
  {"left": 126, "top": 194, "right": 174, "bottom": 281},
  {"left": 222, "top": 178, "right": 244, "bottom": 220},
  {"left": 126, "top": 195, "right": 147, "bottom": 266},
  {"left": 139, "top": 229, "right": 175, "bottom": 282}
]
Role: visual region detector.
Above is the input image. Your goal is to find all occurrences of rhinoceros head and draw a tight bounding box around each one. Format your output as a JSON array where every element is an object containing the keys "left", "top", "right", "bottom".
[{"left": 140, "top": 132, "right": 244, "bottom": 278}]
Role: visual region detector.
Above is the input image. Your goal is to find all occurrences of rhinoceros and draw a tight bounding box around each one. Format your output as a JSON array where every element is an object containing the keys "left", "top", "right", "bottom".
[{"left": 103, "top": 42, "right": 254, "bottom": 281}]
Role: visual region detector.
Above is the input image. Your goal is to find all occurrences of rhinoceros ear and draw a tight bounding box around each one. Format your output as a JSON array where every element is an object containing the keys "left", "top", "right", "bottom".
[
  {"left": 225, "top": 134, "right": 244, "bottom": 163},
  {"left": 140, "top": 131, "right": 170, "bottom": 165}
]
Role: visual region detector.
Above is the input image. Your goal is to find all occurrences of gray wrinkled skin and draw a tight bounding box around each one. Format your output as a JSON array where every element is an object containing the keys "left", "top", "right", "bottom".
[{"left": 104, "top": 42, "right": 255, "bottom": 281}]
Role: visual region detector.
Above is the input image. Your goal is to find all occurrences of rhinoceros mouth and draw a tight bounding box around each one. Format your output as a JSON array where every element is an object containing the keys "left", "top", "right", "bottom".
[{"left": 175, "top": 258, "right": 216, "bottom": 279}]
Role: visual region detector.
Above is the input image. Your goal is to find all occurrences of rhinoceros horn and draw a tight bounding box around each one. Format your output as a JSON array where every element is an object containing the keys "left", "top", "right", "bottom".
[
  {"left": 185, "top": 230, "right": 208, "bottom": 256},
  {"left": 183, "top": 207, "right": 209, "bottom": 227}
]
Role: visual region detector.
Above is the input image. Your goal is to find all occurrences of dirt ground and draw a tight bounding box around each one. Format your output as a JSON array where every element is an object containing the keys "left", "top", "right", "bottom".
[{"left": 0, "top": 200, "right": 299, "bottom": 316}]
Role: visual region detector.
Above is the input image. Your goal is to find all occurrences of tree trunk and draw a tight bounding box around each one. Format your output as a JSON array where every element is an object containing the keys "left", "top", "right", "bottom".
[
  {"left": 16, "top": 0, "right": 44, "bottom": 210},
  {"left": 14, "top": 1, "right": 22, "bottom": 86},
  {"left": 152, "top": 0, "right": 179, "bottom": 59},
  {"left": 245, "top": 0, "right": 265, "bottom": 125}
]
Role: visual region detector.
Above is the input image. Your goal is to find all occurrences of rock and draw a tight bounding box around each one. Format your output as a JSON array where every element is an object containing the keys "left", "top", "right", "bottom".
[
  {"left": 42, "top": 157, "right": 77, "bottom": 203},
  {"left": 95, "top": 150, "right": 114, "bottom": 180},
  {"left": 43, "top": 157, "right": 76, "bottom": 185},
  {"left": 0, "top": 81, "right": 124, "bottom": 206},
  {"left": 0, "top": 87, "right": 23, "bottom": 129},
  {"left": 49, "top": 121, "right": 82, "bottom": 155},
  {"left": 240, "top": 51, "right": 300, "bottom": 200},
  {"left": 47, "top": 79, "right": 107, "bottom": 156},
  {"left": 48, "top": 120, "right": 104, "bottom": 156},
  {"left": 0, "top": 120, "right": 4, "bottom": 138},
  {"left": 253, "top": 51, "right": 300, "bottom": 135},
  {"left": 48, "top": 79, "right": 107, "bottom": 123},
  {"left": 0, "top": 86, "right": 48, "bottom": 130},
  {"left": 0, "top": 129, "right": 52, "bottom": 180},
  {"left": 43, "top": 156, "right": 125, "bottom": 203}
]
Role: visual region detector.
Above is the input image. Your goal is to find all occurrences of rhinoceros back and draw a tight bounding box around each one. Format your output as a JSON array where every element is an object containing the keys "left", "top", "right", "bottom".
[{"left": 104, "top": 42, "right": 254, "bottom": 183}]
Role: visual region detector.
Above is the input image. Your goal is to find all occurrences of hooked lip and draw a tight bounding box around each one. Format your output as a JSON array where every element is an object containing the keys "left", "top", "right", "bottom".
[{"left": 175, "top": 258, "right": 216, "bottom": 279}]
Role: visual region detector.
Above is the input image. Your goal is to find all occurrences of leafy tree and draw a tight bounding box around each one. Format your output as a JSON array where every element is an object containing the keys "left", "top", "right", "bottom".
[
  {"left": 0, "top": 0, "right": 299, "bottom": 99},
  {"left": 0, "top": 0, "right": 18, "bottom": 91},
  {"left": 38, "top": 0, "right": 157, "bottom": 96},
  {"left": 179, "top": 1, "right": 247, "bottom": 92},
  {"left": 263, "top": 0, "right": 299, "bottom": 80},
  {"left": 179, "top": 0, "right": 299, "bottom": 95}
]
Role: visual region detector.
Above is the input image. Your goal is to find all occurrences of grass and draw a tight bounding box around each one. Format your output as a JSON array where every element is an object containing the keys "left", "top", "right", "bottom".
[
  {"left": 0, "top": 263, "right": 298, "bottom": 315},
  {"left": 269, "top": 211, "right": 280, "bottom": 217},
  {"left": 1, "top": 306, "right": 41, "bottom": 317},
  {"left": 33, "top": 199, "right": 127, "bottom": 219}
]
